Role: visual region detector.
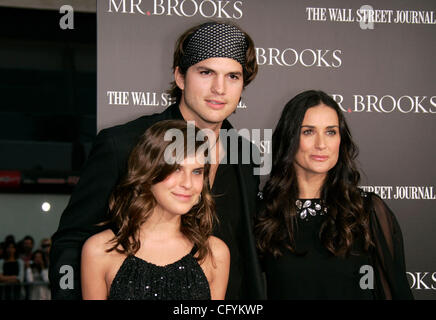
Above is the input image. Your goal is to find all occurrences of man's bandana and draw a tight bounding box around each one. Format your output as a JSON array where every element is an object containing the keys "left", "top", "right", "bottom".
[{"left": 180, "top": 22, "right": 248, "bottom": 70}]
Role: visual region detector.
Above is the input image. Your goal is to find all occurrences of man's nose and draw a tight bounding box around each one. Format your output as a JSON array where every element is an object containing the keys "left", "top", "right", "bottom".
[{"left": 211, "top": 75, "right": 225, "bottom": 95}]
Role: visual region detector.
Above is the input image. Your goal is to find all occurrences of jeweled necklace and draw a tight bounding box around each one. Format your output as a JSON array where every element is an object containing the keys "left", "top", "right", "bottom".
[{"left": 295, "top": 199, "right": 328, "bottom": 220}]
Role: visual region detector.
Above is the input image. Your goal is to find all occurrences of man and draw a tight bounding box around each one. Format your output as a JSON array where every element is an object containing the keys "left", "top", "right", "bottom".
[
  {"left": 40, "top": 238, "right": 51, "bottom": 267},
  {"left": 50, "top": 22, "right": 264, "bottom": 300},
  {"left": 19, "top": 235, "right": 34, "bottom": 265}
]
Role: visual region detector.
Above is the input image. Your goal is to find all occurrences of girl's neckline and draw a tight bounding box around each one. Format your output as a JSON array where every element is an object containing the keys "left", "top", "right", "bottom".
[
  {"left": 130, "top": 252, "right": 192, "bottom": 269},
  {"left": 129, "top": 245, "right": 197, "bottom": 268}
]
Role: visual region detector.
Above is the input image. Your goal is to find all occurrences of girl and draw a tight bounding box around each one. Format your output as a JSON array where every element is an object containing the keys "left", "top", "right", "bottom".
[{"left": 81, "top": 120, "right": 230, "bottom": 300}]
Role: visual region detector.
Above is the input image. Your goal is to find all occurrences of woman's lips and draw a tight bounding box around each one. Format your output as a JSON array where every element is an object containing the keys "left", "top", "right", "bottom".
[{"left": 311, "top": 155, "right": 329, "bottom": 161}]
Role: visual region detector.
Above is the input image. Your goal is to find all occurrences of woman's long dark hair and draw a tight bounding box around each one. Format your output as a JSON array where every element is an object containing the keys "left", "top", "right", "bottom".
[
  {"left": 31, "top": 250, "right": 46, "bottom": 272},
  {"left": 102, "top": 120, "right": 216, "bottom": 262},
  {"left": 256, "top": 90, "right": 373, "bottom": 258},
  {"left": 3, "top": 241, "right": 18, "bottom": 260}
]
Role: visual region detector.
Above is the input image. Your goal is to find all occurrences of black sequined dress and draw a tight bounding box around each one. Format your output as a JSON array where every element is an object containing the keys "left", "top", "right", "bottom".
[{"left": 108, "top": 246, "right": 210, "bottom": 300}]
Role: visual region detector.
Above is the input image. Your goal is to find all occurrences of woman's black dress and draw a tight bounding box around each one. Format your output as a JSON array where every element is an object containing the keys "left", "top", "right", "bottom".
[
  {"left": 262, "top": 193, "right": 414, "bottom": 300},
  {"left": 263, "top": 198, "right": 374, "bottom": 300}
]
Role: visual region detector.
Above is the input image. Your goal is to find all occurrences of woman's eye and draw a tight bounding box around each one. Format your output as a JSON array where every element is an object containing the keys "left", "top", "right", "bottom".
[
  {"left": 326, "top": 130, "right": 337, "bottom": 136},
  {"left": 302, "top": 129, "right": 313, "bottom": 135}
]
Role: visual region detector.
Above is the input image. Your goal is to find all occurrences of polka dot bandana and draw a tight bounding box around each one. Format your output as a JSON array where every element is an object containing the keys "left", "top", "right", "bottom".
[{"left": 180, "top": 22, "right": 248, "bottom": 70}]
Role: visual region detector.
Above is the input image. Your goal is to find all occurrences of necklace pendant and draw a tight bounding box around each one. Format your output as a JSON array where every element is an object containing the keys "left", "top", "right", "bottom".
[
  {"left": 302, "top": 200, "right": 311, "bottom": 208},
  {"left": 308, "top": 208, "right": 316, "bottom": 216},
  {"left": 295, "top": 199, "right": 327, "bottom": 220},
  {"left": 296, "top": 200, "right": 302, "bottom": 209}
]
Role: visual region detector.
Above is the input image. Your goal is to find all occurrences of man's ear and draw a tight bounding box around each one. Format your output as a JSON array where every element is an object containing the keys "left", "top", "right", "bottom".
[{"left": 174, "top": 66, "right": 185, "bottom": 91}]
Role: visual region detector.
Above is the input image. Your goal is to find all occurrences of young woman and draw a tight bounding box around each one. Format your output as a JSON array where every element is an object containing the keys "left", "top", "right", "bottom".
[
  {"left": 25, "top": 250, "right": 51, "bottom": 300},
  {"left": 0, "top": 240, "right": 25, "bottom": 300},
  {"left": 81, "top": 120, "right": 230, "bottom": 300},
  {"left": 255, "top": 90, "right": 413, "bottom": 300}
]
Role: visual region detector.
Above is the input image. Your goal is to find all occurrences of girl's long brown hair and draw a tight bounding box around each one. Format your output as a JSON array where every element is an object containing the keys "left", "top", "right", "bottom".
[
  {"left": 102, "top": 120, "right": 216, "bottom": 262},
  {"left": 255, "top": 90, "right": 373, "bottom": 258}
]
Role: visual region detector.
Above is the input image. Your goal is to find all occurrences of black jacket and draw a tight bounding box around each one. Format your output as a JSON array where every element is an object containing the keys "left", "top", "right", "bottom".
[{"left": 49, "top": 103, "right": 265, "bottom": 299}]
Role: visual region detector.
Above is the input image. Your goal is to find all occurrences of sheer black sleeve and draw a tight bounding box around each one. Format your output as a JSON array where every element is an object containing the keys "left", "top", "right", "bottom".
[{"left": 364, "top": 192, "right": 414, "bottom": 300}]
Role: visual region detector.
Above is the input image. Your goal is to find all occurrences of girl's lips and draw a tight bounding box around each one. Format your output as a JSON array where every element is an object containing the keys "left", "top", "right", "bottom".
[{"left": 172, "top": 193, "right": 193, "bottom": 201}]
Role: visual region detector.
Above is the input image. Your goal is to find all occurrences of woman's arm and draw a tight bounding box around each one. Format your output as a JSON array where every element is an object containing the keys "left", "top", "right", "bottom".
[
  {"left": 80, "top": 234, "right": 110, "bottom": 300},
  {"left": 0, "top": 274, "right": 19, "bottom": 283},
  {"left": 25, "top": 265, "right": 34, "bottom": 282},
  {"left": 369, "top": 193, "right": 414, "bottom": 300},
  {"left": 207, "top": 236, "right": 230, "bottom": 300},
  {"left": 17, "top": 259, "right": 25, "bottom": 283},
  {"left": 42, "top": 269, "right": 49, "bottom": 282}
]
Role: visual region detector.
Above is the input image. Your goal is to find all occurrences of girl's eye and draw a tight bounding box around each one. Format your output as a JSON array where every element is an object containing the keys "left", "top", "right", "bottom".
[{"left": 192, "top": 169, "right": 204, "bottom": 175}]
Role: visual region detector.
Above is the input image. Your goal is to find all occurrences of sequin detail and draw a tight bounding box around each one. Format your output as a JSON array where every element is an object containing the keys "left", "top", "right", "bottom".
[
  {"left": 108, "top": 252, "right": 210, "bottom": 300},
  {"left": 296, "top": 199, "right": 327, "bottom": 221}
]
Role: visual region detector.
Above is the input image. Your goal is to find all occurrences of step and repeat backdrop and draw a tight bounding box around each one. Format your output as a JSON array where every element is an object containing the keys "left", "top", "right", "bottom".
[{"left": 97, "top": 0, "right": 436, "bottom": 299}]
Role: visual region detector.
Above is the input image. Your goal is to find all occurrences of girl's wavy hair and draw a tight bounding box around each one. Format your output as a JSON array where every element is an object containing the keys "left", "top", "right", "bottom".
[
  {"left": 102, "top": 120, "right": 216, "bottom": 262},
  {"left": 255, "top": 90, "right": 373, "bottom": 258},
  {"left": 167, "top": 21, "right": 258, "bottom": 104}
]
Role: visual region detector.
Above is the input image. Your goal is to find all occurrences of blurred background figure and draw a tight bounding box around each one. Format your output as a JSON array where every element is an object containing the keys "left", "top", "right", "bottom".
[
  {"left": 0, "top": 240, "right": 25, "bottom": 299},
  {"left": 18, "top": 235, "right": 34, "bottom": 265},
  {"left": 39, "top": 238, "right": 51, "bottom": 268},
  {"left": 25, "top": 250, "right": 51, "bottom": 300},
  {"left": 4, "top": 235, "right": 15, "bottom": 244},
  {"left": 0, "top": 242, "right": 4, "bottom": 260}
]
